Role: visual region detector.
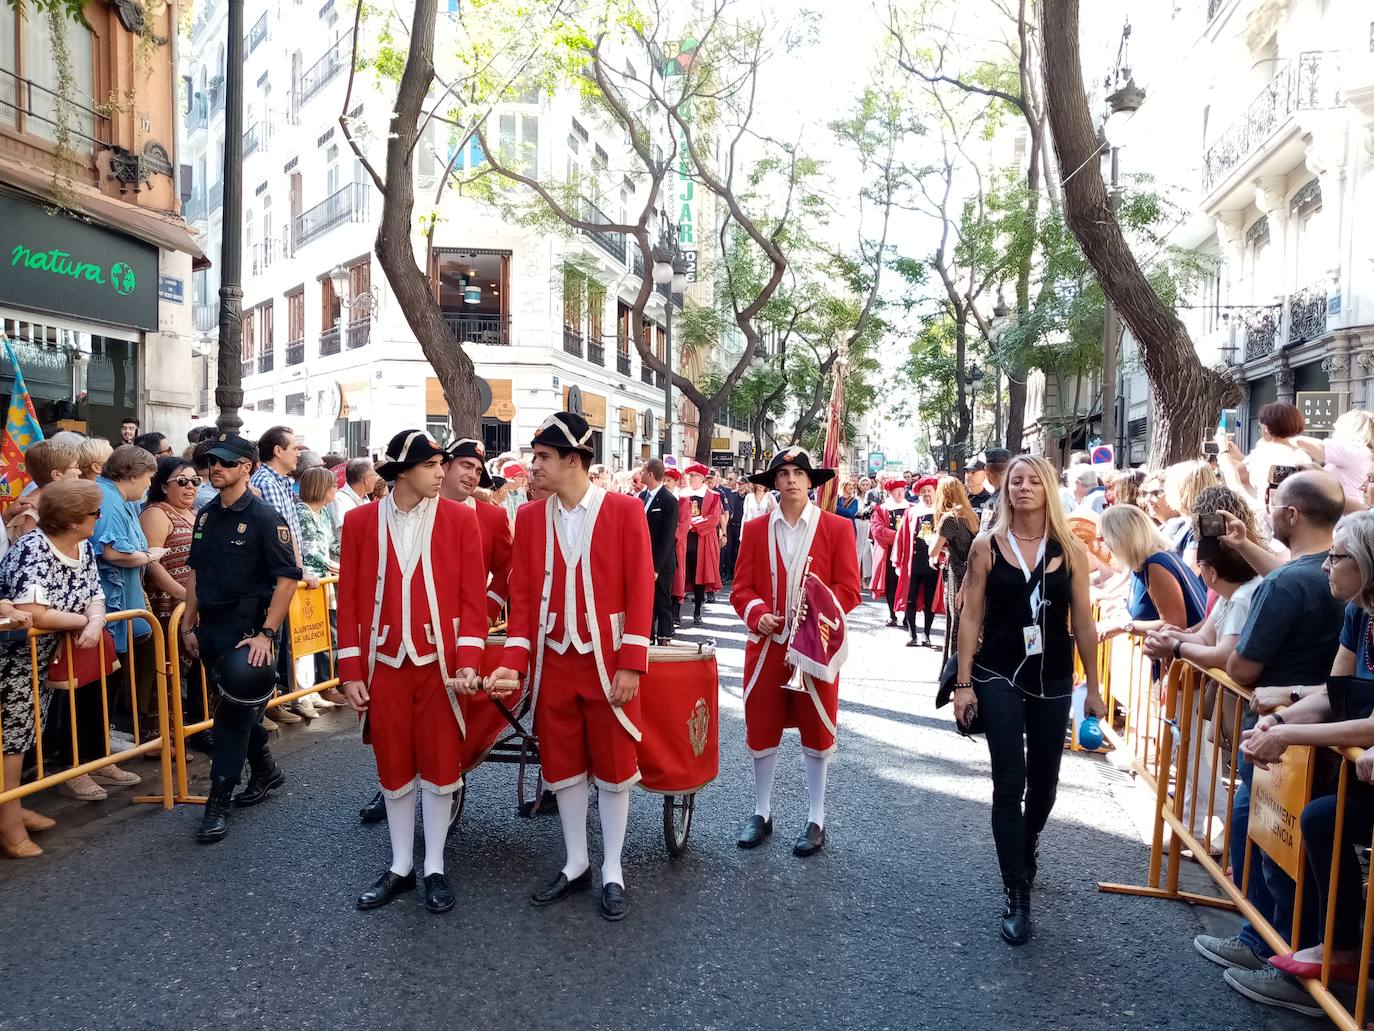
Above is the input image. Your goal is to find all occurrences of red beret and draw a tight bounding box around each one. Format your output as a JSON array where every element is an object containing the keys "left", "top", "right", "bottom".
[
  {"left": 883, "top": 478, "right": 906, "bottom": 492},
  {"left": 501, "top": 462, "right": 526, "bottom": 479},
  {"left": 685, "top": 462, "right": 710, "bottom": 477},
  {"left": 913, "top": 476, "right": 939, "bottom": 493}
]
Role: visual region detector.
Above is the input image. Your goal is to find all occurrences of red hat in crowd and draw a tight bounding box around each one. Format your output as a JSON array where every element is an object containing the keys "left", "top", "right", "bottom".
[
  {"left": 913, "top": 476, "right": 939, "bottom": 493},
  {"left": 664, "top": 467, "right": 683, "bottom": 482},
  {"left": 334, "top": 463, "right": 349, "bottom": 489},
  {"left": 685, "top": 462, "right": 710, "bottom": 477},
  {"left": 883, "top": 477, "right": 906, "bottom": 492},
  {"left": 501, "top": 461, "right": 527, "bottom": 480}
]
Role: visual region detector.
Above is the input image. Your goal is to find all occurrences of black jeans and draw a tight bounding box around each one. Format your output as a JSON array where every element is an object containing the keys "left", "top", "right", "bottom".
[
  {"left": 198, "top": 621, "right": 271, "bottom": 787},
  {"left": 1298, "top": 789, "right": 1374, "bottom": 950},
  {"left": 905, "top": 573, "right": 939, "bottom": 639},
  {"left": 653, "top": 568, "right": 674, "bottom": 640},
  {"left": 884, "top": 573, "right": 898, "bottom": 620},
  {"left": 685, "top": 535, "right": 704, "bottom": 613},
  {"left": 975, "top": 671, "right": 1072, "bottom": 886}
]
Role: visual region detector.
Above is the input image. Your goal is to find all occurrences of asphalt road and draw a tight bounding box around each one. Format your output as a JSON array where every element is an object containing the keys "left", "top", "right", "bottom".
[{"left": 0, "top": 593, "right": 1310, "bottom": 1031}]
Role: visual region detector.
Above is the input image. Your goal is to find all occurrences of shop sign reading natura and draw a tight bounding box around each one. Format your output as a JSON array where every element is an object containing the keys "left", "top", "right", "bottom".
[{"left": 0, "top": 195, "right": 158, "bottom": 331}]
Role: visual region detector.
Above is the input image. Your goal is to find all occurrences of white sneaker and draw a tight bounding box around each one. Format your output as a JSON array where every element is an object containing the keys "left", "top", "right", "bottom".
[{"left": 292, "top": 699, "right": 320, "bottom": 720}]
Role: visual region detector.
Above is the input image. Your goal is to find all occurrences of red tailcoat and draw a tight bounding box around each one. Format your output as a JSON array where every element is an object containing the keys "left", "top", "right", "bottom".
[
  {"left": 681, "top": 488, "right": 724, "bottom": 592},
  {"left": 502, "top": 487, "right": 655, "bottom": 746},
  {"left": 868, "top": 502, "right": 907, "bottom": 595},
  {"left": 894, "top": 505, "right": 941, "bottom": 614},
  {"left": 468, "top": 496, "right": 513, "bottom": 623},
  {"left": 732, "top": 505, "right": 861, "bottom": 756},
  {"left": 673, "top": 494, "right": 690, "bottom": 600}
]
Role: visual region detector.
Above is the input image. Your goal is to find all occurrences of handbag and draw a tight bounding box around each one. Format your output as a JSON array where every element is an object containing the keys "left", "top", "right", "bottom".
[
  {"left": 935, "top": 653, "right": 983, "bottom": 736},
  {"left": 1326, "top": 675, "right": 1374, "bottom": 723},
  {"left": 48, "top": 629, "right": 121, "bottom": 690}
]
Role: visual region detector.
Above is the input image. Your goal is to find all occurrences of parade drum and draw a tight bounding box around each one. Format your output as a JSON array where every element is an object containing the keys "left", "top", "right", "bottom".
[
  {"left": 636, "top": 642, "right": 719, "bottom": 795},
  {"left": 458, "top": 634, "right": 525, "bottom": 771}
]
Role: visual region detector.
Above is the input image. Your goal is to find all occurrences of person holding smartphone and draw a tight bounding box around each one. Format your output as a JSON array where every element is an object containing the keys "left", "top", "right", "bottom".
[
  {"left": 954, "top": 455, "right": 1105, "bottom": 946},
  {"left": 1216, "top": 402, "right": 1310, "bottom": 505}
]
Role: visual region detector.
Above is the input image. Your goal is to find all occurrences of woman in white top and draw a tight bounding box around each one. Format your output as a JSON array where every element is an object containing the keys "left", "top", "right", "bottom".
[
  {"left": 1218, "top": 401, "right": 1311, "bottom": 504},
  {"left": 741, "top": 481, "right": 775, "bottom": 524}
]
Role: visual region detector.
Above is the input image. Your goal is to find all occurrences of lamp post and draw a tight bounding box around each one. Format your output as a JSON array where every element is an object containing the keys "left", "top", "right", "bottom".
[
  {"left": 1099, "top": 19, "right": 1145, "bottom": 468},
  {"left": 652, "top": 223, "right": 688, "bottom": 458},
  {"left": 214, "top": 0, "right": 245, "bottom": 434}
]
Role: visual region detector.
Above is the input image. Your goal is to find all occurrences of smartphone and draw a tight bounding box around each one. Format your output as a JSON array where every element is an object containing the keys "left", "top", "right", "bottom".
[
  {"left": 1199, "top": 512, "right": 1225, "bottom": 537},
  {"left": 1218, "top": 409, "right": 1238, "bottom": 434},
  {"left": 1202, "top": 441, "right": 1219, "bottom": 462},
  {"left": 1269, "top": 464, "right": 1299, "bottom": 489}
]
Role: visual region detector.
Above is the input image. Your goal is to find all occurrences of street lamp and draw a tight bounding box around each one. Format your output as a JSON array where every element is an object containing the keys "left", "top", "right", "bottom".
[
  {"left": 653, "top": 219, "right": 686, "bottom": 458},
  {"left": 213, "top": 0, "right": 246, "bottom": 434}
]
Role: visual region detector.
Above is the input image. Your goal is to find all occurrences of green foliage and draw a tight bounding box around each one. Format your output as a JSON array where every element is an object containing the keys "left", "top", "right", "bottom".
[{"left": 4, "top": 0, "right": 87, "bottom": 25}]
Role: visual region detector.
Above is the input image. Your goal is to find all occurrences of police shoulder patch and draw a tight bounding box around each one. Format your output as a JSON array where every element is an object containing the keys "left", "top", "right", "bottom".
[{"left": 277, "top": 525, "right": 290, "bottom": 545}]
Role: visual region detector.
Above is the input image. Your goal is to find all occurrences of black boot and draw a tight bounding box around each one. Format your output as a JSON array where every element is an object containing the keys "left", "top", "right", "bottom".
[
  {"left": 1000, "top": 881, "right": 1032, "bottom": 946},
  {"left": 1025, "top": 834, "right": 1040, "bottom": 888},
  {"left": 235, "top": 749, "right": 285, "bottom": 807},
  {"left": 197, "top": 778, "right": 235, "bottom": 844}
]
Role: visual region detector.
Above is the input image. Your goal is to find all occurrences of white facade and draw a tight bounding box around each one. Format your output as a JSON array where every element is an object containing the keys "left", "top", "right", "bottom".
[
  {"left": 180, "top": 0, "right": 681, "bottom": 465},
  {"left": 1113, "top": 0, "right": 1374, "bottom": 458}
]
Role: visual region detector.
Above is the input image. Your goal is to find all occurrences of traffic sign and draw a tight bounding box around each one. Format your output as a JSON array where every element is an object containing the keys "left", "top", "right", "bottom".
[{"left": 1090, "top": 444, "right": 1114, "bottom": 467}]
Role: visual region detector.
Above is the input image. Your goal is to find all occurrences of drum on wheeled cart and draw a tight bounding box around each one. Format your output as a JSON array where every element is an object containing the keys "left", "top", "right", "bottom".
[{"left": 450, "top": 636, "right": 719, "bottom": 857}]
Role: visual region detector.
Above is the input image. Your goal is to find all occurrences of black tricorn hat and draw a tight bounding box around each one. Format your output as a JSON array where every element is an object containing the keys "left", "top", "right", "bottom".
[
  {"left": 444, "top": 437, "right": 494, "bottom": 489},
  {"left": 747, "top": 446, "right": 837, "bottom": 489},
  {"left": 530, "top": 412, "right": 596, "bottom": 454},
  {"left": 375, "top": 430, "right": 446, "bottom": 481}
]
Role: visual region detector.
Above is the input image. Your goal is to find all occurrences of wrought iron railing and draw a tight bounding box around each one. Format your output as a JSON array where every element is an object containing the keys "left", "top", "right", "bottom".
[
  {"left": 186, "top": 97, "right": 208, "bottom": 132},
  {"left": 563, "top": 329, "right": 584, "bottom": 358},
  {"left": 319, "top": 325, "right": 341, "bottom": 356},
  {"left": 209, "top": 179, "right": 224, "bottom": 210},
  {"left": 1241, "top": 305, "right": 1281, "bottom": 362},
  {"left": 0, "top": 69, "right": 111, "bottom": 151},
  {"left": 241, "top": 358, "right": 255, "bottom": 378},
  {"left": 299, "top": 38, "right": 346, "bottom": 104},
  {"left": 346, "top": 321, "right": 370, "bottom": 349},
  {"left": 243, "top": 122, "right": 259, "bottom": 158},
  {"left": 294, "top": 183, "right": 368, "bottom": 248},
  {"left": 1288, "top": 281, "right": 1329, "bottom": 346},
  {"left": 580, "top": 197, "right": 627, "bottom": 263},
  {"left": 632, "top": 250, "right": 645, "bottom": 280},
  {"left": 655, "top": 370, "right": 666, "bottom": 388},
  {"left": 210, "top": 80, "right": 226, "bottom": 115},
  {"left": 588, "top": 339, "right": 605, "bottom": 366},
  {"left": 443, "top": 313, "right": 510, "bottom": 346},
  {"left": 617, "top": 353, "right": 631, "bottom": 376},
  {"left": 286, "top": 339, "right": 305, "bottom": 366},
  {"left": 185, "top": 190, "right": 207, "bottom": 223},
  {"left": 258, "top": 351, "right": 274, "bottom": 374},
  {"left": 1202, "top": 52, "right": 1343, "bottom": 192},
  {"left": 641, "top": 365, "right": 653, "bottom": 385},
  {"left": 246, "top": 12, "right": 268, "bottom": 54}
]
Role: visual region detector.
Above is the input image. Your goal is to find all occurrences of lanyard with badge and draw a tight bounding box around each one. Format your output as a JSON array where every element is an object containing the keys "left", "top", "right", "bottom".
[{"left": 1007, "top": 532, "right": 1047, "bottom": 657}]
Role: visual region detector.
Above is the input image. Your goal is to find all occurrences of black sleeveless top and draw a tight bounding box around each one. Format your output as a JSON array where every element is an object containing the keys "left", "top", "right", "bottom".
[{"left": 975, "top": 536, "right": 1074, "bottom": 690}]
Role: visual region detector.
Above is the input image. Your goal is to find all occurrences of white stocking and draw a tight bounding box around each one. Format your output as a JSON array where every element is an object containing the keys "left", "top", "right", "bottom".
[
  {"left": 598, "top": 786, "right": 631, "bottom": 888},
  {"left": 752, "top": 752, "right": 779, "bottom": 821},
  {"left": 555, "top": 779, "right": 590, "bottom": 880},
  {"left": 383, "top": 786, "right": 416, "bottom": 876},
  {"left": 419, "top": 788, "right": 452, "bottom": 878},
  {"left": 804, "top": 752, "right": 830, "bottom": 829}
]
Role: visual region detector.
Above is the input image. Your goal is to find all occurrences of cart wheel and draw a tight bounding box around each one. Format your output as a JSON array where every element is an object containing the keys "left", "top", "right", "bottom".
[
  {"left": 662, "top": 793, "right": 695, "bottom": 858},
  {"left": 446, "top": 780, "right": 467, "bottom": 840}
]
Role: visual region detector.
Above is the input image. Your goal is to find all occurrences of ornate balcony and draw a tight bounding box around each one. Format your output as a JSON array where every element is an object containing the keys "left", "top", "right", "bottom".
[
  {"left": 1202, "top": 52, "right": 1343, "bottom": 193},
  {"left": 243, "top": 122, "right": 260, "bottom": 158},
  {"left": 1288, "top": 281, "right": 1329, "bottom": 346},
  {"left": 294, "top": 183, "right": 368, "bottom": 248},
  {"left": 186, "top": 97, "right": 207, "bottom": 133},
  {"left": 346, "top": 321, "right": 370, "bottom": 349},
  {"left": 319, "top": 325, "right": 341, "bottom": 356},
  {"left": 563, "top": 329, "right": 584, "bottom": 358},
  {"left": 640, "top": 364, "right": 653, "bottom": 385},
  {"left": 444, "top": 313, "right": 510, "bottom": 346},
  {"left": 246, "top": 12, "right": 268, "bottom": 54},
  {"left": 580, "top": 197, "right": 626, "bottom": 264},
  {"left": 1240, "top": 306, "right": 1282, "bottom": 362},
  {"left": 299, "top": 39, "right": 346, "bottom": 104},
  {"left": 617, "top": 353, "right": 631, "bottom": 376},
  {"left": 588, "top": 339, "right": 605, "bottom": 366},
  {"left": 258, "top": 351, "right": 274, "bottom": 374},
  {"left": 286, "top": 339, "right": 305, "bottom": 366},
  {"left": 241, "top": 358, "right": 255, "bottom": 378}
]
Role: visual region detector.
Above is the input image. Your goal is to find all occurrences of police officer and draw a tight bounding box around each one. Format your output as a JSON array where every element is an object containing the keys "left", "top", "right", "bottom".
[{"left": 181, "top": 433, "right": 302, "bottom": 844}]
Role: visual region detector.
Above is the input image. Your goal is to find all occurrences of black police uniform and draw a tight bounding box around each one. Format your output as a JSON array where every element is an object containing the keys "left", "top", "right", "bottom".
[{"left": 188, "top": 479, "right": 301, "bottom": 806}]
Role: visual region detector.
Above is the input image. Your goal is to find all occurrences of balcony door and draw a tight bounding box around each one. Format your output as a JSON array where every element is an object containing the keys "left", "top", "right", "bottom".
[{"left": 432, "top": 249, "right": 510, "bottom": 346}]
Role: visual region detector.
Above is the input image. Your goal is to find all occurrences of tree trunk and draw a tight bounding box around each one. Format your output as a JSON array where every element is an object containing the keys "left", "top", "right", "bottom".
[
  {"left": 1039, "top": 0, "right": 1235, "bottom": 467},
  {"left": 693, "top": 397, "right": 717, "bottom": 464},
  {"left": 372, "top": 0, "right": 480, "bottom": 437},
  {"left": 1004, "top": 377, "right": 1027, "bottom": 453}
]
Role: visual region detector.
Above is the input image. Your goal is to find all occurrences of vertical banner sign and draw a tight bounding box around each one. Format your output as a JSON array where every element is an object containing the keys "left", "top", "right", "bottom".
[
  {"left": 663, "top": 39, "right": 700, "bottom": 282},
  {"left": 1248, "top": 745, "right": 1312, "bottom": 882},
  {"left": 289, "top": 585, "right": 331, "bottom": 657}
]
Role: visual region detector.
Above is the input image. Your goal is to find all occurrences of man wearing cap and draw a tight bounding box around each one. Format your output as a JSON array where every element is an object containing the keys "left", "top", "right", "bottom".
[
  {"left": 181, "top": 433, "right": 302, "bottom": 845},
  {"left": 680, "top": 463, "right": 725, "bottom": 625},
  {"left": 337, "top": 430, "right": 488, "bottom": 915},
  {"left": 980, "top": 448, "right": 1011, "bottom": 526},
  {"left": 732, "top": 448, "right": 861, "bottom": 857},
  {"left": 868, "top": 477, "right": 910, "bottom": 625},
  {"left": 964, "top": 460, "right": 992, "bottom": 510},
  {"left": 486, "top": 412, "right": 654, "bottom": 922}
]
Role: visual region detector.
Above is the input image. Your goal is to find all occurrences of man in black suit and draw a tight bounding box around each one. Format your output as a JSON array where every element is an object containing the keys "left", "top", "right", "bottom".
[
  {"left": 640, "top": 458, "right": 678, "bottom": 644},
  {"left": 719, "top": 471, "right": 746, "bottom": 584}
]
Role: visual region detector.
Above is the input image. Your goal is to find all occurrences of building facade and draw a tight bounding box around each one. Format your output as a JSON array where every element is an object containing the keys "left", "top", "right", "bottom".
[{"left": 0, "top": 0, "right": 201, "bottom": 445}]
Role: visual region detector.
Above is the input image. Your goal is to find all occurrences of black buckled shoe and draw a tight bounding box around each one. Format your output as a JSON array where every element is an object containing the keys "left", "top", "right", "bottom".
[
  {"left": 600, "top": 883, "right": 629, "bottom": 922},
  {"left": 356, "top": 869, "right": 416, "bottom": 911},
  {"left": 423, "top": 873, "right": 455, "bottom": 914},
  {"left": 530, "top": 868, "right": 592, "bottom": 907},
  {"left": 1000, "top": 881, "right": 1032, "bottom": 946},
  {"left": 359, "top": 790, "right": 387, "bottom": 823},
  {"left": 196, "top": 778, "right": 235, "bottom": 844},
  {"left": 234, "top": 753, "right": 285, "bottom": 807},
  {"left": 792, "top": 822, "right": 825, "bottom": 857},
  {"left": 736, "top": 814, "right": 773, "bottom": 849}
]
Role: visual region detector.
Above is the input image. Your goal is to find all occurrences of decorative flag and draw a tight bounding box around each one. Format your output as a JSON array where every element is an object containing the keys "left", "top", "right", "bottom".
[
  {"left": 0, "top": 339, "right": 44, "bottom": 508},
  {"left": 815, "top": 365, "right": 845, "bottom": 513}
]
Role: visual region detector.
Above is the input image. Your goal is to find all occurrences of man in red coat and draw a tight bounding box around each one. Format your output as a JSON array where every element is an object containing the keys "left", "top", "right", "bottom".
[
  {"left": 666, "top": 467, "right": 688, "bottom": 625},
  {"left": 731, "top": 448, "right": 861, "bottom": 857},
  {"left": 868, "top": 478, "right": 909, "bottom": 624},
  {"left": 681, "top": 463, "right": 724, "bottom": 625},
  {"left": 338, "top": 430, "right": 488, "bottom": 915},
  {"left": 487, "top": 412, "right": 655, "bottom": 922}
]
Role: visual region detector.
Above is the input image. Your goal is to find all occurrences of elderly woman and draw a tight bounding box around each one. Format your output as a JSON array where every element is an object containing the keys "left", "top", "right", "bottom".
[
  {"left": 74, "top": 436, "right": 113, "bottom": 482},
  {"left": 291, "top": 466, "right": 341, "bottom": 718},
  {"left": 1236, "top": 509, "right": 1374, "bottom": 988},
  {"left": 1162, "top": 459, "right": 1218, "bottom": 558},
  {"left": 1098, "top": 504, "right": 1208, "bottom": 641},
  {"left": 1106, "top": 469, "right": 1146, "bottom": 510},
  {"left": 0, "top": 481, "right": 107, "bottom": 856},
  {"left": 5, "top": 438, "right": 83, "bottom": 546},
  {"left": 1293, "top": 408, "right": 1374, "bottom": 511}
]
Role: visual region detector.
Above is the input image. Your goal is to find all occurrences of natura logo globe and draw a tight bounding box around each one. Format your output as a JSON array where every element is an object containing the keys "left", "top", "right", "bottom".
[{"left": 110, "top": 261, "right": 136, "bottom": 296}]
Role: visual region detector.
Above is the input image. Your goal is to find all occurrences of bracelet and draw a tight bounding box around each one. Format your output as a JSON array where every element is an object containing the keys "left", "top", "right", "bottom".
[
  {"left": 955, "top": 681, "right": 973, "bottom": 692},
  {"left": 1173, "top": 639, "right": 1184, "bottom": 660}
]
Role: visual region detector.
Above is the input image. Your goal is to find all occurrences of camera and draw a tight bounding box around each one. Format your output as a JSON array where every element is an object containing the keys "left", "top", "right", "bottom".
[
  {"left": 1198, "top": 512, "right": 1225, "bottom": 537},
  {"left": 1269, "top": 464, "right": 1299, "bottom": 489}
]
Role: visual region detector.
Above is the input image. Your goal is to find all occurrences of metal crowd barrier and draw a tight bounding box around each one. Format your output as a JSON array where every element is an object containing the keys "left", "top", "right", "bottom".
[
  {"left": 1094, "top": 632, "right": 1373, "bottom": 1029},
  {"left": 0, "top": 611, "right": 174, "bottom": 810},
  {"left": 167, "top": 578, "right": 339, "bottom": 804}
]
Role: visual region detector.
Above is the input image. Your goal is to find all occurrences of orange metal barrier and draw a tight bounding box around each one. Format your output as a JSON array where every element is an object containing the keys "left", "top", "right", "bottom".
[
  {"left": 0, "top": 610, "right": 173, "bottom": 810},
  {"left": 1095, "top": 635, "right": 1373, "bottom": 1030},
  {"left": 167, "top": 578, "right": 339, "bottom": 804}
]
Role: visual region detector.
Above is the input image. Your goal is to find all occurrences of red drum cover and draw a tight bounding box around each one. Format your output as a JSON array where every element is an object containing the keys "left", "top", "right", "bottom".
[
  {"left": 636, "top": 643, "right": 719, "bottom": 794},
  {"left": 459, "top": 635, "right": 526, "bottom": 770}
]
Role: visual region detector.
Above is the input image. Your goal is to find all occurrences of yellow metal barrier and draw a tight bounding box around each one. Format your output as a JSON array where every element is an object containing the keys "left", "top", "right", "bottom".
[
  {"left": 167, "top": 578, "right": 340, "bottom": 804},
  {"left": 0, "top": 610, "right": 173, "bottom": 810},
  {"left": 1095, "top": 633, "right": 1374, "bottom": 1030}
]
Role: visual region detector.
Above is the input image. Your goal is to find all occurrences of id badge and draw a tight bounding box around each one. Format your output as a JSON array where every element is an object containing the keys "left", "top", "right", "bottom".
[{"left": 1023, "top": 625, "right": 1043, "bottom": 656}]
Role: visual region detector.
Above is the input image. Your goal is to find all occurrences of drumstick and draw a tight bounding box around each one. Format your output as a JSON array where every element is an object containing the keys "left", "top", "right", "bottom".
[{"left": 487, "top": 678, "right": 521, "bottom": 693}]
